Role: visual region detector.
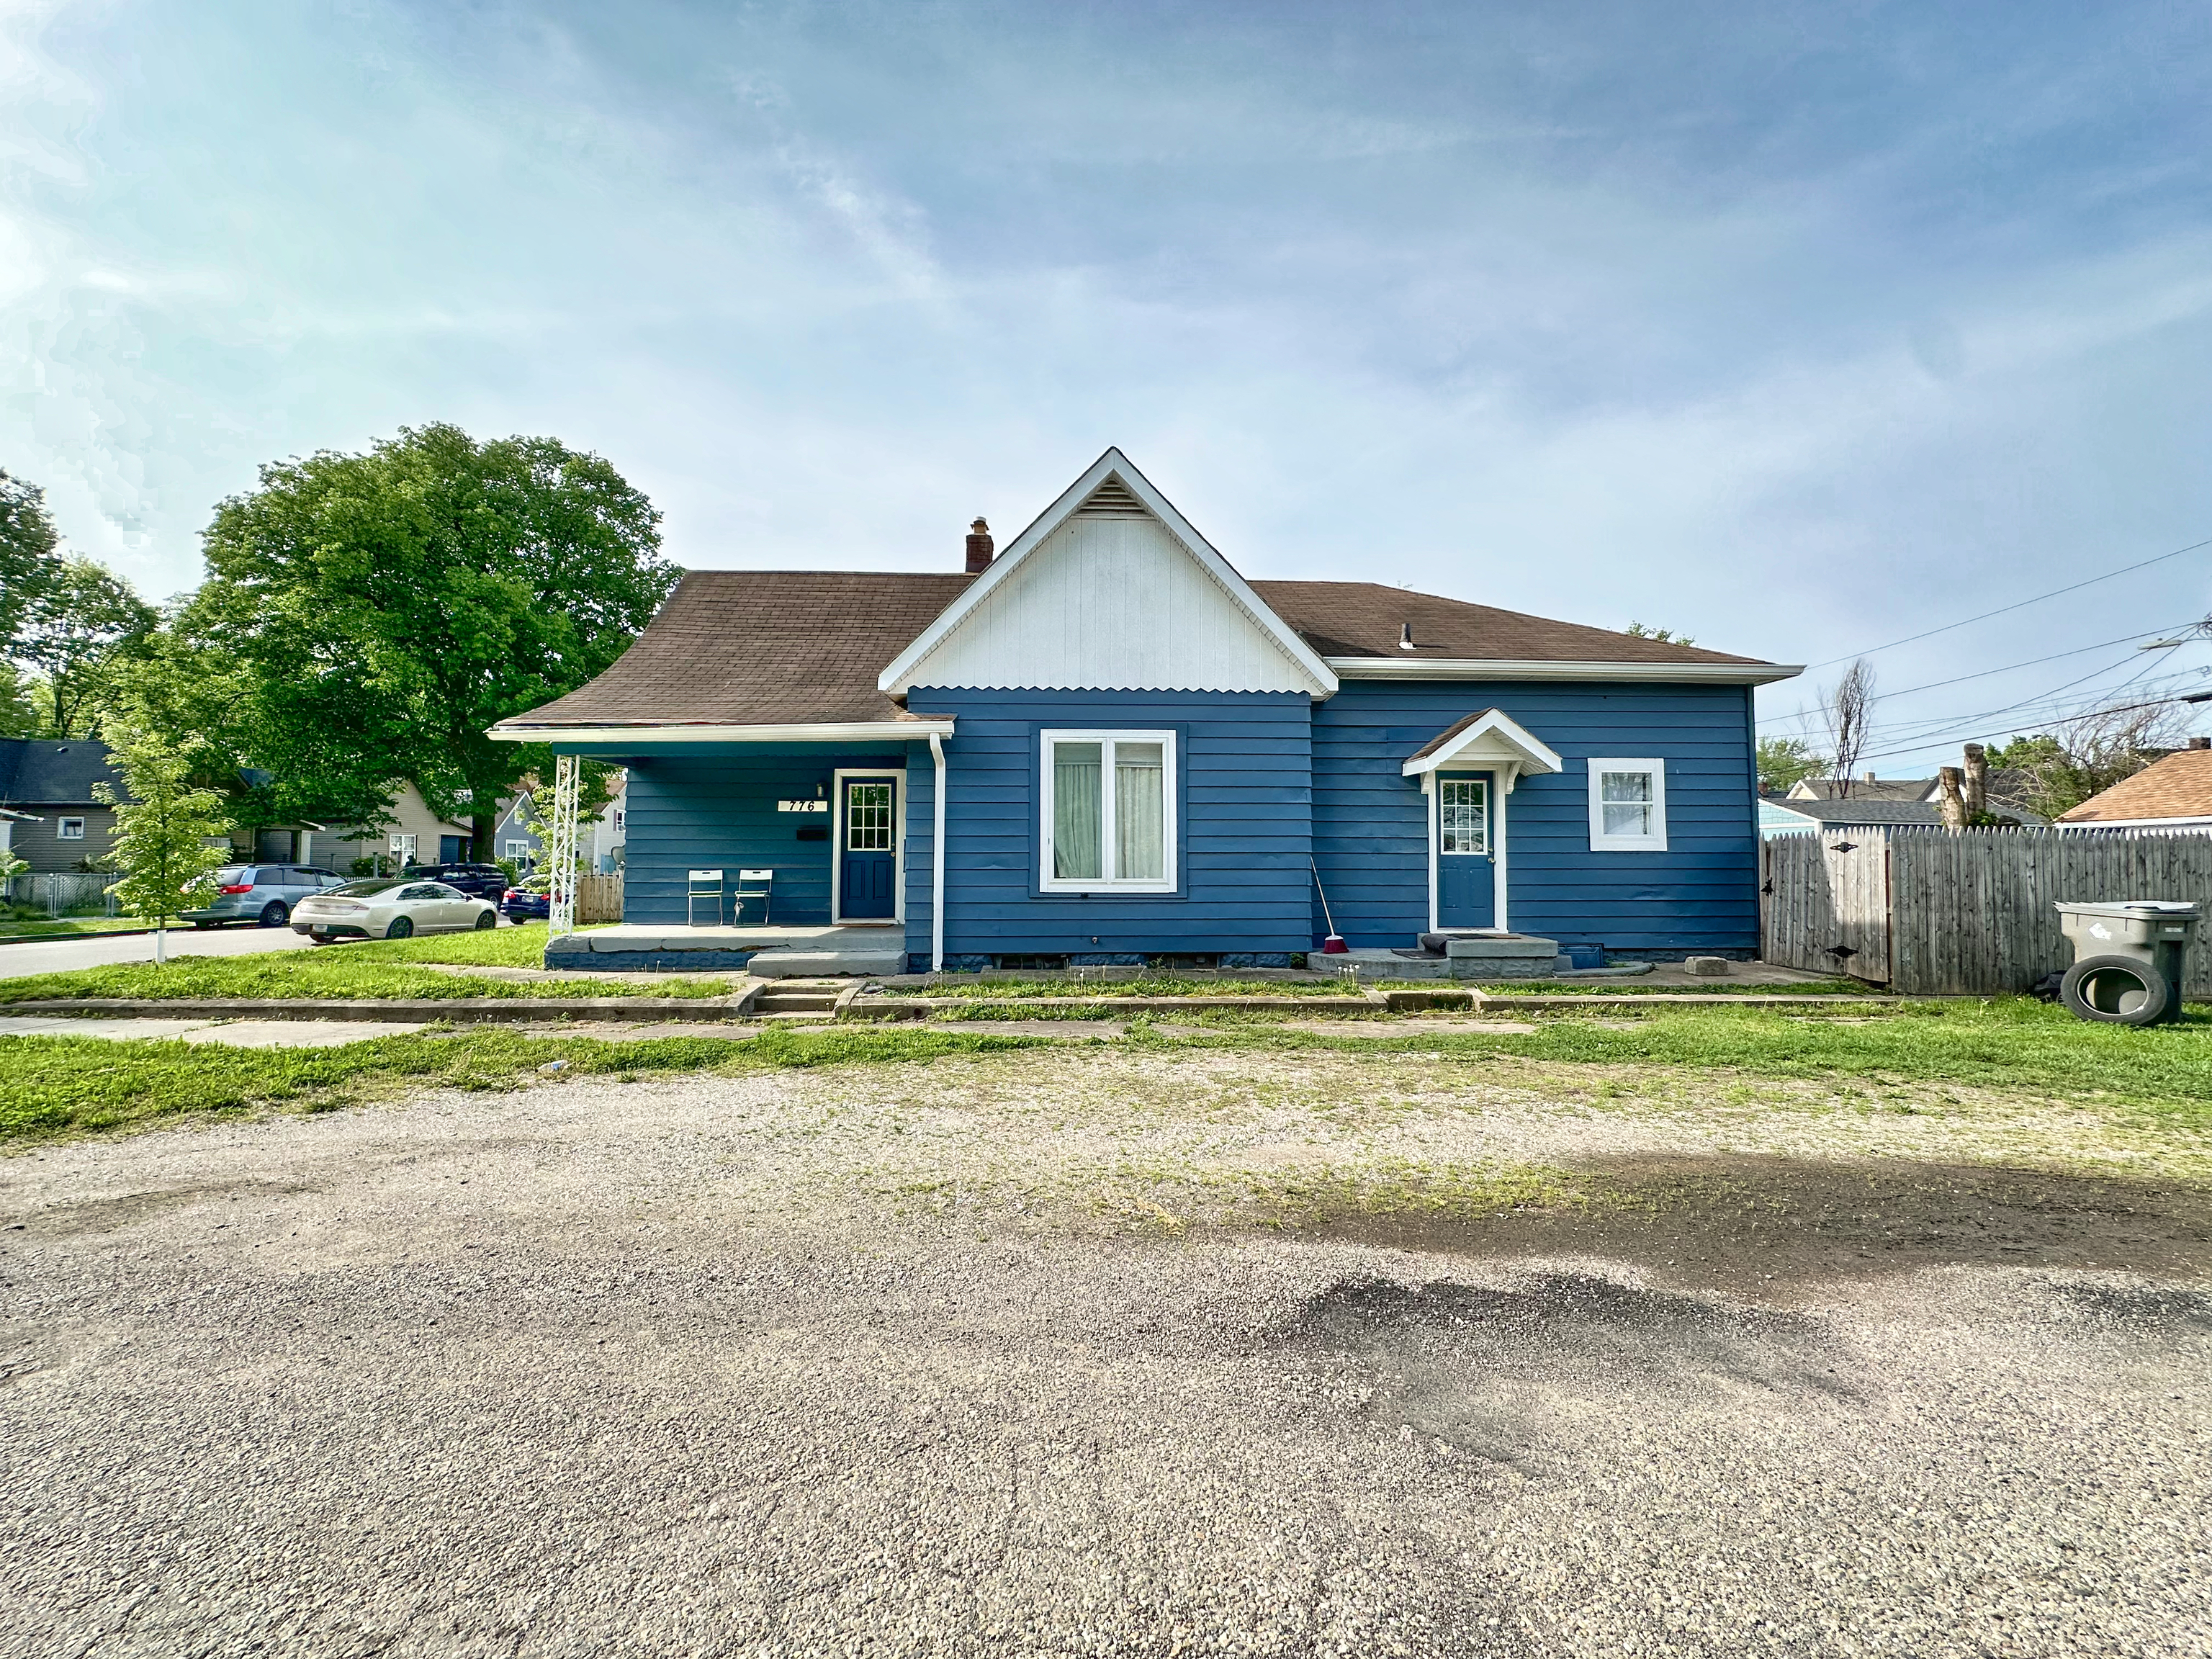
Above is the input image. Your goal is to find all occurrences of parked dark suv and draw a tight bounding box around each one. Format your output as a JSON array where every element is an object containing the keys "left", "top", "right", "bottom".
[{"left": 400, "top": 862, "right": 511, "bottom": 902}]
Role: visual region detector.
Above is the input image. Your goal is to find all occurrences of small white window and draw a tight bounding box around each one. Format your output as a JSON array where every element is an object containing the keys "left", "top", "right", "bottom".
[
  {"left": 57, "top": 817, "right": 86, "bottom": 840},
  {"left": 1039, "top": 730, "right": 1177, "bottom": 893},
  {"left": 504, "top": 840, "right": 531, "bottom": 859},
  {"left": 1588, "top": 759, "right": 1668, "bottom": 851},
  {"left": 388, "top": 832, "right": 418, "bottom": 859},
  {"left": 1438, "top": 778, "right": 1488, "bottom": 855}
]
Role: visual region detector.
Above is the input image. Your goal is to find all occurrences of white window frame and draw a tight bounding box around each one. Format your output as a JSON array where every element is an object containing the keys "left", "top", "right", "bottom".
[
  {"left": 830, "top": 768, "right": 905, "bottom": 925},
  {"left": 56, "top": 817, "right": 86, "bottom": 840},
  {"left": 1587, "top": 758, "right": 1668, "bottom": 852},
  {"left": 1038, "top": 729, "right": 1179, "bottom": 894},
  {"left": 1437, "top": 776, "right": 1489, "bottom": 856}
]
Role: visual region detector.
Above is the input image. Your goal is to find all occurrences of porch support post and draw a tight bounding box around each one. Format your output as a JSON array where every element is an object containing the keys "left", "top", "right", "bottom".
[
  {"left": 1422, "top": 774, "right": 1438, "bottom": 937},
  {"left": 547, "top": 754, "right": 580, "bottom": 938},
  {"left": 928, "top": 733, "right": 947, "bottom": 973},
  {"left": 1493, "top": 771, "right": 1511, "bottom": 932}
]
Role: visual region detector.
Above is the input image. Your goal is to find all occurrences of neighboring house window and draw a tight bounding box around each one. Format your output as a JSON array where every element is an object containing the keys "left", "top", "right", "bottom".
[
  {"left": 612, "top": 809, "right": 624, "bottom": 833},
  {"left": 1588, "top": 759, "right": 1668, "bottom": 851},
  {"left": 504, "top": 840, "right": 532, "bottom": 860},
  {"left": 1039, "top": 730, "right": 1177, "bottom": 891},
  {"left": 57, "top": 817, "right": 86, "bottom": 840},
  {"left": 388, "top": 833, "right": 418, "bottom": 860},
  {"left": 1439, "top": 779, "right": 1488, "bottom": 855}
]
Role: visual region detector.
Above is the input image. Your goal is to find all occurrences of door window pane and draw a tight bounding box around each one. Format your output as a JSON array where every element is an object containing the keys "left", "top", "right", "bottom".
[
  {"left": 1439, "top": 779, "right": 1487, "bottom": 854},
  {"left": 1114, "top": 742, "right": 1165, "bottom": 881},
  {"left": 1601, "top": 770, "right": 1654, "bottom": 838},
  {"left": 846, "top": 782, "right": 894, "bottom": 851},
  {"left": 1052, "top": 743, "right": 1103, "bottom": 880}
]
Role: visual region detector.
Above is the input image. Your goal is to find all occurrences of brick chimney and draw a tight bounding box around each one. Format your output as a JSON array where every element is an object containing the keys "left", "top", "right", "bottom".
[
  {"left": 2192, "top": 737, "right": 2210, "bottom": 750},
  {"left": 964, "top": 517, "right": 994, "bottom": 573}
]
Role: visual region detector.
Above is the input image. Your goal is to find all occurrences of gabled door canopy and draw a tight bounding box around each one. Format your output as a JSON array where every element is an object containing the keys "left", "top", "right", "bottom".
[
  {"left": 1401, "top": 708, "right": 1563, "bottom": 793},
  {"left": 876, "top": 447, "right": 1338, "bottom": 699}
]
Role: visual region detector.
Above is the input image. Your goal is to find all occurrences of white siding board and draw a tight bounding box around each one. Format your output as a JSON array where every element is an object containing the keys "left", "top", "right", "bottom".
[{"left": 904, "top": 514, "right": 1315, "bottom": 693}]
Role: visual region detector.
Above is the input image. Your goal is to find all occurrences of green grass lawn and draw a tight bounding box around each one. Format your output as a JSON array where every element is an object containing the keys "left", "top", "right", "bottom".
[
  {"left": 2, "top": 997, "right": 2206, "bottom": 1146},
  {"left": 0, "top": 952, "right": 734, "bottom": 1004},
  {"left": 0, "top": 915, "right": 156, "bottom": 940}
]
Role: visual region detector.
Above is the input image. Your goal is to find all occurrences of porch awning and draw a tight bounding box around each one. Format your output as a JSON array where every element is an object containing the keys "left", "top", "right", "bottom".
[{"left": 1400, "top": 708, "right": 1563, "bottom": 792}]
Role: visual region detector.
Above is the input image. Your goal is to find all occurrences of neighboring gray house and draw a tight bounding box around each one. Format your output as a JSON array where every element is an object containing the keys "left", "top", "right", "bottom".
[
  {"left": 1760, "top": 793, "right": 2045, "bottom": 838},
  {"left": 0, "top": 738, "right": 126, "bottom": 872},
  {"left": 494, "top": 776, "right": 626, "bottom": 873}
]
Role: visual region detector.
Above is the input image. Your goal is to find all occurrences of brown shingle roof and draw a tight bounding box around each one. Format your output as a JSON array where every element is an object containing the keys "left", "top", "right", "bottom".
[
  {"left": 2056, "top": 747, "right": 2212, "bottom": 823},
  {"left": 501, "top": 571, "right": 976, "bottom": 729},
  {"left": 1249, "top": 580, "right": 1766, "bottom": 665},
  {"left": 500, "top": 570, "right": 1781, "bottom": 730}
]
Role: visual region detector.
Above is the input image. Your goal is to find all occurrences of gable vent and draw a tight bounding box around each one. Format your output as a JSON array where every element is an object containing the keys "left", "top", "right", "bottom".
[{"left": 1075, "top": 476, "right": 1148, "bottom": 516}]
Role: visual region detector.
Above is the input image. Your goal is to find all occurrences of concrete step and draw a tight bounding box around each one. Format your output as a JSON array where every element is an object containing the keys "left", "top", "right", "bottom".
[
  {"left": 756, "top": 1010, "right": 835, "bottom": 1023},
  {"left": 757, "top": 992, "right": 840, "bottom": 1012}
]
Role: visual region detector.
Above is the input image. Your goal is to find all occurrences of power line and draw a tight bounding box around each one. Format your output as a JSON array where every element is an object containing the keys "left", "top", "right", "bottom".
[
  {"left": 1756, "top": 620, "right": 2203, "bottom": 729},
  {"left": 1802, "top": 534, "right": 2212, "bottom": 672},
  {"left": 1853, "top": 681, "right": 2212, "bottom": 766}
]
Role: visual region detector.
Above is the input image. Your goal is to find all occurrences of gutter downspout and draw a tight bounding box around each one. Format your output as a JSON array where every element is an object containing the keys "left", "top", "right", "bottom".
[{"left": 928, "top": 732, "right": 947, "bottom": 973}]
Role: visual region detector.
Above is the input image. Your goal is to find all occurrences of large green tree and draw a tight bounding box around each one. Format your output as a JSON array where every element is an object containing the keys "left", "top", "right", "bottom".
[
  {"left": 195, "top": 424, "right": 676, "bottom": 853},
  {"left": 12, "top": 557, "right": 158, "bottom": 737},
  {"left": 0, "top": 468, "right": 65, "bottom": 644}
]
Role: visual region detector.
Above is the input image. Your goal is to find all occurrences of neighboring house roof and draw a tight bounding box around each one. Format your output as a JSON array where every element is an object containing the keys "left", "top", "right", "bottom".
[
  {"left": 1764, "top": 796, "right": 2046, "bottom": 830},
  {"left": 0, "top": 737, "right": 122, "bottom": 806},
  {"left": 2057, "top": 746, "right": 2212, "bottom": 824},
  {"left": 1785, "top": 778, "right": 1938, "bottom": 802}
]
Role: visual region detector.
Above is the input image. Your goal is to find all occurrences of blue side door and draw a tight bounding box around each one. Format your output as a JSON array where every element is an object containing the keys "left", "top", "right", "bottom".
[
  {"left": 839, "top": 776, "right": 898, "bottom": 920},
  {"left": 1436, "top": 771, "right": 1496, "bottom": 929}
]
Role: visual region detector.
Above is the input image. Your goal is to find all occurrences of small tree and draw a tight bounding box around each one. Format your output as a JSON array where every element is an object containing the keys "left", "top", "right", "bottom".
[
  {"left": 1755, "top": 736, "right": 1826, "bottom": 794},
  {"left": 93, "top": 729, "right": 235, "bottom": 965},
  {"left": 1822, "top": 658, "right": 1875, "bottom": 797}
]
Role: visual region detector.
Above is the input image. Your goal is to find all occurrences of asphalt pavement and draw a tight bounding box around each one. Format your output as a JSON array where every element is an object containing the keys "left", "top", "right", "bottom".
[{"left": 0, "top": 922, "right": 315, "bottom": 979}]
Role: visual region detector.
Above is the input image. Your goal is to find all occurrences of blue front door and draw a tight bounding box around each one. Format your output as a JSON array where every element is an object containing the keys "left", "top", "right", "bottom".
[
  {"left": 1436, "top": 772, "right": 1496, "bottom": 929},
  {"left": 839, "top": 776, "right": 898, "bottom": 920}
]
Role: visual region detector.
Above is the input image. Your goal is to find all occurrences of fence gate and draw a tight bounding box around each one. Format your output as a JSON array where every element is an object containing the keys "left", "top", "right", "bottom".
[{"left": 1761, "top": 831, "right": 1892, "bottom": 982}]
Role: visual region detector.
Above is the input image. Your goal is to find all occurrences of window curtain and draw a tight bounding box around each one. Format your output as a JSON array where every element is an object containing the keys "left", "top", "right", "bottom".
[
  {"left": 1115, "top": 742, "right": 1166, "bottom": 881},
  {"left": 1053, "top": 742, "right": 1103, "bottom": 880}
]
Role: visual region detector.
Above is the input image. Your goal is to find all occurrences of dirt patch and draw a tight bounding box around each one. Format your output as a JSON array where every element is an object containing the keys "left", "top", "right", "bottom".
[
  {"left": 12, "top": 1176, "right": 320, "bottom": 1237},
  {"left": 1290, "top": 1154, "right": 2212, "bottom": 1295}
]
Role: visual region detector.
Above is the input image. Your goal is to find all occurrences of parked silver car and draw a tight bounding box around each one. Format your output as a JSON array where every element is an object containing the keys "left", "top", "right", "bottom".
[
  {"left": 182, "top": 864, "right": 348, "bottom": 929},
  {"left": 290, "top": 878, "right": 500, "bottom": 943}
]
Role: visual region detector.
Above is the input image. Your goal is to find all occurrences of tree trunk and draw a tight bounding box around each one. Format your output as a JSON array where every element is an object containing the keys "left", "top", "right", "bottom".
[
  {"left": 1937, "top": 767, "right": 1967, "bottom": 832},
  {"left": 473, "top": 812, "right": 495, "bottom": 863},
  {"left": 1961, "top": 743, "right": 1987, "bottom": 822}
]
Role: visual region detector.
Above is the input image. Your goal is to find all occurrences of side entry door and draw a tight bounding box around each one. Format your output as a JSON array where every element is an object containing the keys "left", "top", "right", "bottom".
[
  {"left": 838, "top": 777, "right": 899, "bottom": 920},
  {"left": 1436, "top": 773, "right": 1496, "bottom": 929}
]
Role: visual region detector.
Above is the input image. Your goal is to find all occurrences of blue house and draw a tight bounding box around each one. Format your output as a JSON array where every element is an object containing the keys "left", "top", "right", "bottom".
[{"left": 493, "top": 451, "right": 1799, "bottom": 973}]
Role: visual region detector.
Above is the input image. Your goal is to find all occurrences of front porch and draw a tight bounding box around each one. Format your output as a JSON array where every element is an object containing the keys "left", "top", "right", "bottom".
[{"left": 547, "top": 923, "right": 907, "bottom": 977}]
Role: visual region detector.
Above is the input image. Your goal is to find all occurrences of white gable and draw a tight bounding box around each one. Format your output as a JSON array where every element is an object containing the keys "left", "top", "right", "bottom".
[{"left": 880, "top": 451, "right": 1336, "bottom": 697}]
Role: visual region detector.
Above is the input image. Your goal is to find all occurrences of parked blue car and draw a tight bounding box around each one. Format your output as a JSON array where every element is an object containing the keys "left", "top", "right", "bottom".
[{"left": 500, "top": 877, "right": 550, "bottom": 922}]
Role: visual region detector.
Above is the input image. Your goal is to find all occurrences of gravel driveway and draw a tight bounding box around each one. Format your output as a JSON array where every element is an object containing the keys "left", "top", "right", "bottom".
[{"left": 2, "top": 1054, "right": 2207, "bottom": 1657}]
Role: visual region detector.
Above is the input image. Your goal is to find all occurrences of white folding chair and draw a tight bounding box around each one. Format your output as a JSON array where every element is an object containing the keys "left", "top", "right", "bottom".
[
  {"left": 733, "top": 868, "right": 774, "bottom": 925},
  {"left": 687, "top": 868, "right": 724, "bottom": 927}
]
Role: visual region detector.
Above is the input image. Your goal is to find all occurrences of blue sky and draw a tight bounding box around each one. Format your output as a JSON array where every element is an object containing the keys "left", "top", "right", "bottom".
[{"left": 5, "top": 0, "right": 2211, "bottom": 769}]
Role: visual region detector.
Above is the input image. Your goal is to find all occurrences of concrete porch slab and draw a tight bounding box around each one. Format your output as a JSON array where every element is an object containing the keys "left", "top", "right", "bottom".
[{"left": 546, "top": 923, "right": 907, "bottom": 977}]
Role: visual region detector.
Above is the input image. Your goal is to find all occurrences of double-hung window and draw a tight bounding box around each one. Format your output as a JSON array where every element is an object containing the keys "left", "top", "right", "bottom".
[
  {"left": 1587, "top": 758, "right": 1668, "bottom": 851},
  {"left": 56, "top": 817, "right": 86, "bottom": 840},
  {"left": 1040, "top": 730, "right": 1177, "bottom": 892}
]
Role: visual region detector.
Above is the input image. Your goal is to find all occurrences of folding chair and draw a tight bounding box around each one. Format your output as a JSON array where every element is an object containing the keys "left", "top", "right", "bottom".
[
  {"left": 733, "top": 868, "right": 774, "bottom": 925},
  {"left": 687, "top": 868, "right": 724, "bottom": 927}
]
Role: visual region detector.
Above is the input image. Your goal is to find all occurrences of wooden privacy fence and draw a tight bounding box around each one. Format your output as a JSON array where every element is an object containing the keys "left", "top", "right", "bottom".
[
  {"left": 1761, "top": 827, "right": 2212, "bottom": 996},
  {"left": 575, "top": 873, "right": 624, "bottom": 924}
]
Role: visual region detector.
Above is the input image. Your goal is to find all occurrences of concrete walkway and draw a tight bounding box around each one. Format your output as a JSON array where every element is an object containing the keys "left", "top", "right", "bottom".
[{"left": 0, "top": 1015, "right": 770, "bottom": 1048}]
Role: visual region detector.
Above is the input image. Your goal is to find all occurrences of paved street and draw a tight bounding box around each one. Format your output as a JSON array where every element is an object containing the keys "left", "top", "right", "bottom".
[
  {"left": 0, "top": 924, "right": 315, "bottom": 980},
  {"left": 2, "top": 1057, "right": 2206, "bottom": 1657}
]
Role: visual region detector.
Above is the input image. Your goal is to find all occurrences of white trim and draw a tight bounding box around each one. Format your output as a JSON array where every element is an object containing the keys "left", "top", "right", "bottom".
[
  {"left": 487, "top": 720, "right": 956, "bottom": 745},
  {"left": 55, "top": 816, "right": 86, "bottom": 840},
  {"left": 1588, "top": 758, "right": 1669, "bottom": 852},
  {"left": 928, "top": 733, "right": 948, "bottom": 972},
  {"left": 831, "top": 768, "right": 904, "bottom": 925},
  {"left": 1340, "top": 657, "right": 1800, "bottom": 685},
  {"left": 2055, "top": 815, "right": 2212, "bottom": 830},
  {"left": 1421, "top": 774, "right": 1438, "bottom": 935},
  {"left": 1493, "top": 781, "right": 1510, "bottom": 929},
  {"left": 1402, "top": 708, "right": 1565, "bottom": 781},
  {"left": 878, "top": 449, "right": 1337, "bottom": 698},
  {"left": 1038, "top": 729, "right": 1179, "bottom": 894}
]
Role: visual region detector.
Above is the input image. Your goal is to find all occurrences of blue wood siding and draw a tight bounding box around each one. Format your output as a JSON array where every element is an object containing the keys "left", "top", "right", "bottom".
[
  {"left": 616, "top": 745, "right": 909, "bottom": 925},
  {"left": 1311, "top": 680, "right": 1760, "bottom": 953},
  {"left": 903, "top": 689, "right": 1311, "bottom": 962}
]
